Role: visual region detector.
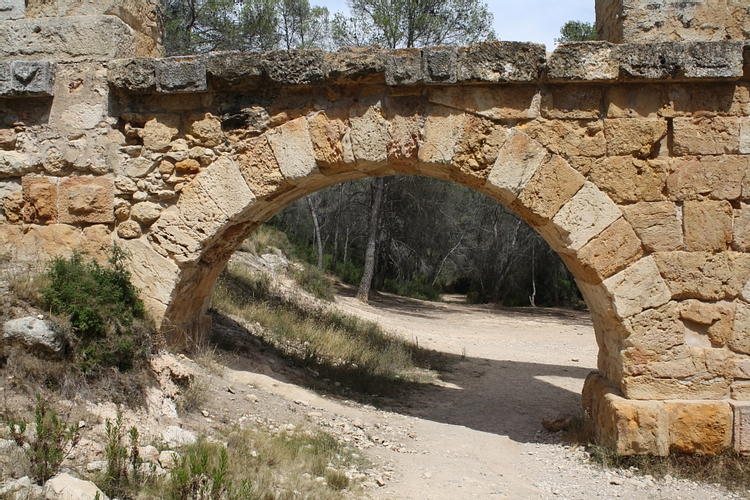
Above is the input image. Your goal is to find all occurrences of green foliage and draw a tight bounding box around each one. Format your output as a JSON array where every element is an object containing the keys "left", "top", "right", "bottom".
[
  {"left": 554, "top": 20, "right": 597, "bottom": 43},
  {"left": 7, "top": 395, "right": 81, "bottom": 485},
  {"left": 383, "top": 276, "right": 441, "bottom": 302},
  {"left": 169, "top": 440, "right": 251, "bottom": 500},
  {"left": 41, "top": 247, "right": 150, "bottom": 373},
  {"left": 335, "top": 261, "right": 362, "bottom": 286},
  {"left": 103, "top": 412, "right": 128, "bottom": 496}
]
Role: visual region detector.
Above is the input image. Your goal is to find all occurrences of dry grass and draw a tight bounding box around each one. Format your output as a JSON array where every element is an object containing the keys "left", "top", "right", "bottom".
[
  {"left": 211, "top": 262, "right": 449, "bottom": 396},
  {"left": 176, "top": 375, "right": 210, "bottom": 415},
  {"left": 240, "top": 225, "right": 293, "bottom": 257}
]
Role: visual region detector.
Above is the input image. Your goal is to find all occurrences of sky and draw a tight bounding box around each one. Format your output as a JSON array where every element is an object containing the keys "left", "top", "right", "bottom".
[{"left": 320, "top": 0, "right": 596, "bottom": 51}]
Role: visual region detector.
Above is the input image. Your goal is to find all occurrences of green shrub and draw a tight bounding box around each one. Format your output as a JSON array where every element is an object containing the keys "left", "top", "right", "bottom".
[
  {"left": 335, "top": 261, "right": 362, "bottom": 286},
  {"left": 40, "top": 247, "right": 150, "bottom": 373},
  {"left": 292, "top": 265, "right": 336, "bottom": 301}
]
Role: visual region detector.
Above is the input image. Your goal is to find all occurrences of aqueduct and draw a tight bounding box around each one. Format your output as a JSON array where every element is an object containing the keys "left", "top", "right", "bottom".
[{"left": 2, "top": 0, "right": 750, "bottom": 455}]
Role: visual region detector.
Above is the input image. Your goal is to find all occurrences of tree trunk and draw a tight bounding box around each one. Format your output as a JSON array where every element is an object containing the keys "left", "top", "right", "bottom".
[
  {"left": 357, "top": 177, "right": 385, "bottom": 302},
  {"left": 307, "top": 197, "right": 323, "bottom": 269},
  {"left": 529, "top": 240, "right": 537, "bottom": 307}
]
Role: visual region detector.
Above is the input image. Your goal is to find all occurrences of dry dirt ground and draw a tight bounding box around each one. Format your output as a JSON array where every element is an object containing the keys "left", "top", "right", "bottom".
[{"left": 210, "top": 282, "right": 745, "bottom": 500}]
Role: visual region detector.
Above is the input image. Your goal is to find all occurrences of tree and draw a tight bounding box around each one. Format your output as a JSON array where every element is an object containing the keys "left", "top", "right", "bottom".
[
  {"left": 554, "top": 20, "right": 597, "bottom": 44},
  {"left": 278, "top": 0, "right": 331, "bottom": 50}
]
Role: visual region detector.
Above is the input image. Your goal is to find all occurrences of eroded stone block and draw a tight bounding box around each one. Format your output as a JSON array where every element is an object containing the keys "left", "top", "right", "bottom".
[
  {"left": 547, "top": 42, "right": 618, "bottom": 82},
  {"left": 266, "top": 117, "right": 319, "bottom": 183},
  {"left": 622, "top": 202, "right": 683, "bottom": 252},
  {"left": 324, "top": 47, "right": 385, "bottom": 85},
  {"left": 108, "top": 57, "right": 156, "bottom": 93},
  {"left": 457, "top": 42, "right": 546, "bottom": 83},
  {"left": 58, "top": 175, "right": 115, "bottom": 224},
  {"left": 668, "top": 155, "right": 747, "bottom": 201},
  {"left": 262, "top": 49, "right": 325, "bottom": 86},
  {"left": 204, "top": 51, "right": 262, "bottom": 90},
  {"left": 673, "top": 116, "right": 740, "bottom": 156},
  {"left": 484, "top": 129, "right": 547, "bottom": 205},
  {"left": 386, "top": 49, "right": 422, "bottom": 86},
  {"left": 666, "top": 401, "right": 732, "bottom": 455},
  {"left": 730, "top": 401, "right": 750, "bottom": 454},
  {"left": 0, "top": 0, "right": 24, "bottom": 20},
  {"left": 8, "top": 61, "right": 54, "bottom": 96},
  {"left": 423, "top": 46, "right": 457, "bottom": 84},
  {"left": 683, "top": 199, "right": 733, "bottom": 252},
  {"left": 602, "top": 256, "right": 672, "bottom": 320},
  {"left": 155, "top": 57, "right": 207, "bottom": 93}
]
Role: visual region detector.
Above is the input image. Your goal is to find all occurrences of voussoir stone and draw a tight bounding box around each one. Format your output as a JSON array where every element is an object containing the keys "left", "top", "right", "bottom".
[
  {"left": 602, "top": 256, "right": 672, "bottom": 319},
  {"left": 266, "top": 116, "right": 319, "bottom": 182}
]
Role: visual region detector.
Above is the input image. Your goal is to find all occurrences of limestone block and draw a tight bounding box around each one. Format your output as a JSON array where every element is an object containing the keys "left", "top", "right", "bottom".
[
  {"left": 732, "top": 382, "right": 750, "bottom": 400},
  {"left": 175, "top": 159, "right": 200, "bottom": 174},
  {"left": 672, "top": 83, "right": 750, "bottom": 118},
  {"left": 308, "top": 109, "right": 353, "bottom": 171},
  {"left": 147, "top": 207, "right": 202, "bottom": 265},
  {"left": 267, "top": 117, "right": 320, "bottom": 182},
  {"left": 423, "top": 46, "right": 457, "bottom": 84},
  {"left": 262, "top": 50, "right": 325, "bottom": 85},
  {"left": 667, "top": 155, "right": 747, "bottom": 201},
  {"left": 189, "top": 113, "right": 222, "bottom": 148},
  {"left": 0, "top": 62, "right": 9, "bottom": 95},
  {"left": 419, "top": 104, "right": 466, "bottom": 166},
  {"left": 666, "top": 401, "right": 732, "bottom": 455},
  {"left": 546, "top": 182, "right": 622, "bottom": 252},
  {"left": 324, "top": 46, "right": 385, "bottom": 85},
  {"left": 730, "top": 401, "right": 750, "bottom": 453},
  {"left": 204, "top": 51, "right": 262, "bottom": 90},
  {"left": 602, "top": 256, "right": 672, "bottom": 320},
  {"left": 155, "top": 56, "right": 206, "bottom": 93},
  {"left": 604, "top": 119, "right": 668, "bottom": 158},
  {"left": 0, "top": 151, "right": 33, "bottom": 178},
  {"left": 683, "top": 199, "right": 733, "bottom": 252},
  {"left": 386, "top": 98, "right": 421, "bottom": 167},
  {"left": 733, "top": 203, "right": 750, "bottom": 252},
  {"left": 541, "top": 85, "right": 602, "bottom": 120},
  {"left": 81, "top": 224, "right": 112, "bottom": 262},
  {"left": 484, "top": 129, "right": 547, "bottom": 206},
  {"left": 565, "top": 217, "right": 644, "bottom": 285},
  {"left": 130, "top": 201, "right": 162, "bottom": 224},
  {"left": 606, "top": 84, "right": 673, "bottom": 119},
  {"left": 385, "top": 49, "right": 422, "bottom": 86},
  {"left": 512, "top": 154, "right": 585, "bottom": 225},
  {"left": 583, "top": 373, "right": 669, "bottom": 456},
  {"left": 617, "top": 43, "right": 685, "bottom": 80},
  {"left": 58, "top": 175, "right": 115, "bottom": 224},
  {"left": 742, "top": 118, "right": 750, "bottom": 155},
  {"left": 546, "top": 42, "right": 618, "bottom": 82},
  {"left": 624, "top": 302, "right": 685, "bottom": 357},
  {"left": 22, "top": 175, "right": 57, "bottom": 223},
  {"left": 653, "top": 251, "right": 750, "bottom": 301},
  {"left": 43, "top": 473, "right": 109, "bottom": 500},
  {"left": 236, "top": 136, "right": 288, "bottom": 199},
  {"left": 622, "top": 375, "right": 731, "bottom": 400},
  {"left": 522, "top": 119, "right": 606, "bottom": 158},
  {"left": 9, "top": 61, "right": 55, "bottom": 96},
  {"left": 622, "top": 202, "right": 683, "bottom": 252},
  {"left": 117, "top": 219, "right": 142, "bottom": 239},
  {"left": 0, "top": 0, "right": 24, "bottom": 20},
  {"left": 684, "top": 41, "right": 745, "bottom": 79},
  {"left": 450, "top": 115, "right": 507, "bottom": 183},
  {"left": 587, "top": 157, "right": 666, "bottom": 204},
  {"left": 428, "top": 86, "right": 540, "bottom": 121},
  {"left": 730, "top": 301, "right": 750, "bottom": 355},
  {"left": 457, "top": 42, "right": 546, "bottom": 83},
  {"left": 349, "top": 103, "right": 389, "bottom": 167},
  {"left": 139, "top": 116, "right": 179, "bottom": 153},
  {"left": 0, "top": 16, "right": 137, "bottom": 61},
  {"left": 673, "top": 117, "right": 740, "bottom": 156}
]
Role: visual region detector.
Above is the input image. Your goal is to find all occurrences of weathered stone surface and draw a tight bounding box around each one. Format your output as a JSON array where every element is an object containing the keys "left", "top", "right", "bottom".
[
  {"left": 58, "top": 175, "right": 115, "bottom": 224},
  {"left": 522, "top": 119, "right": 606, "bottom": 157},
  {"left": 733, "top": 203, "right": 750, "bottom": 252},
  {"left": 423, "top": 46, "right": 457, "bottom": 84},
  {"left": 730, "top": 401, "right": 750, "bottom": 453},
  {"left": 204, "top": 51, "right": 262, "bottom": 89},
  {"left": 583, "top": 372, "right": 669, "bottom": 456},
  {"left": 43, "top": 473, "right": 109, "bottom": 500},
  {"left": 0, "top": 16, "right": 136, "bottom": 61},
  {"left": 450, "top": 115, "right": 507, "bottom": 183},
  {"left": 349, "top": 102, "right": 389, "bottom": 167},
  {"left": 385, "top": 99, "right": 421, "bottom": 167},
  {"left": 547, "top": 42, "right": 618, "bottom": 82},
  {"left": 603, "top": 119, "right": 667, "bottom": 157},
  {"left": 617, "top": 43, "right": 686, "bottom": 80},
  {"left": 22, "top": 175, "right": 57, "bottom": 223},
  {"left": 418, "top": 104, "right": 465, "bottom": 167},
  {"left": 429, "top": 86, "right": 540, "bottom": 121},
  {"left": 624, "top": 302, "right": 685, "bottom": 358},
  {"left": 622, "top": 202, "right": 683, "bottom": 252},
  {"left": 3, "top": 317, "right": 66, "bottom": 355},
  {"left": 386, "top": 49, "right": 422, "bottom": 86},
  {"left": 139, "top": 116, "right": 179, "bottom": 152},
  {"left": 0, "top": 0, "right": 24, "bottom": 20},
  {"left": 513, "top": 154, "right": 585, "bottom": 225},
  {"left": 266, "top": 117, "right": 319, "bottom": 182},
  {"left": 683, "top": 199, "right": 733, "bottom": 252},
  {"left": 307, "top": 109, "right": 352, "bottom": 171},
  {"left": 130, "top": 201, "right": 162, "bottom": 224},
  {"left": 108, "top": 57, "right": 156, "bottom": 93},
  {"left": 623, "top": 375, "right": 732, "bottom": 400},
  {"left": 667, "top": 155, "right": 747, "bottom": 201},
  {"left": 541, "top": 85, "right": 602, "bottom": 120},
  {"left": 654, "top": 251, "right": 750, "bottom": 301},
  {"left": 606, "top": 84, "right": 674, "bottom": 119},
  {"left": 666, "top": 401, "right": 732, "bottom": 455},
  {"left": 484, "top": 129, "right": 547, "bottom": 206},
  {"left": 732, "top": 381, "right": 750, "bottom": 400},
  {"left": 235, "top": 136, "right": 288, "bottom": 199},
  {"left": 324, "top": 47, "right": 385, "bottom": 84},
  {"left": 587, "top": 157, "right": 666, "bottom": 204},
  {"left": 262, "top": 50, "right": 325, "bottom": 85},
  {"left": 546, "top": 182, "right": 622, "bottom": 252},
  {"left": 118, "top": 220, "right": 142, "bottom": 239},
  {"left": 189, "top": 113, "right": 222, "bottom": 147},
  {"left": 0, "top": 151, "right": 33, "bottom": 178},
  {"left": 566, "top": 217, "right": 644, "bottom": 285},
  {"left": 602, "top": 256, "right": 672, "bottom": 319},
  {"left": 673, "top": 116, "right": 740, "bottom": 155},
  {"left": 730, "top": 301, "right": 750, "bottom": 356},
  {"left": 155, "top": 56, "right": 206, "bottom": 93},
  {"left": 8, "top": 61, "right": 55, "bottom": 96},
  {"left": 457, "top": 42, "right": 546, "bottom": 83}
]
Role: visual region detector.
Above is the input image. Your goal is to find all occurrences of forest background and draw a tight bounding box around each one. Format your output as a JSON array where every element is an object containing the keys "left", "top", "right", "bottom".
[{"left": 163, "top": 0, "right": 596, "bottom": 307}]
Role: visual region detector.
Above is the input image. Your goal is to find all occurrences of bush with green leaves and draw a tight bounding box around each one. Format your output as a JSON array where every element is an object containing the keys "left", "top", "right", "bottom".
[
  {"left": 7, "top": 395, "right": 81, "bottom": 484},
  {"left": 41, "top": 247, "right": 150, "bottom": 373}
]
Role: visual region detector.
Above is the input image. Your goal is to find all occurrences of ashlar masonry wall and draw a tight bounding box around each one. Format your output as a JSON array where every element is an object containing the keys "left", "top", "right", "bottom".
[{"left": 2, "top": 0, "right": 750, "bottom": 456}]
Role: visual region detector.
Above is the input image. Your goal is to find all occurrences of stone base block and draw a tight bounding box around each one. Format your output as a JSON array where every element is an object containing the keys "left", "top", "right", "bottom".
[
  {"left": 583, "top": 371, "right": 733, "bottom": 456},
  {"left": 164, "top": 315, "right": 212, "bottom": 350},
  {"left": 730, "top": 401, "right": 750, "bottom": 454}
]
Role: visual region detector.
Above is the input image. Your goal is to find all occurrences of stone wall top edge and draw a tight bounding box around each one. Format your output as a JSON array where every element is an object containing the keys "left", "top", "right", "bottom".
[{"left": 104, "top": 40, "right": 748, "bottom": 95}]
